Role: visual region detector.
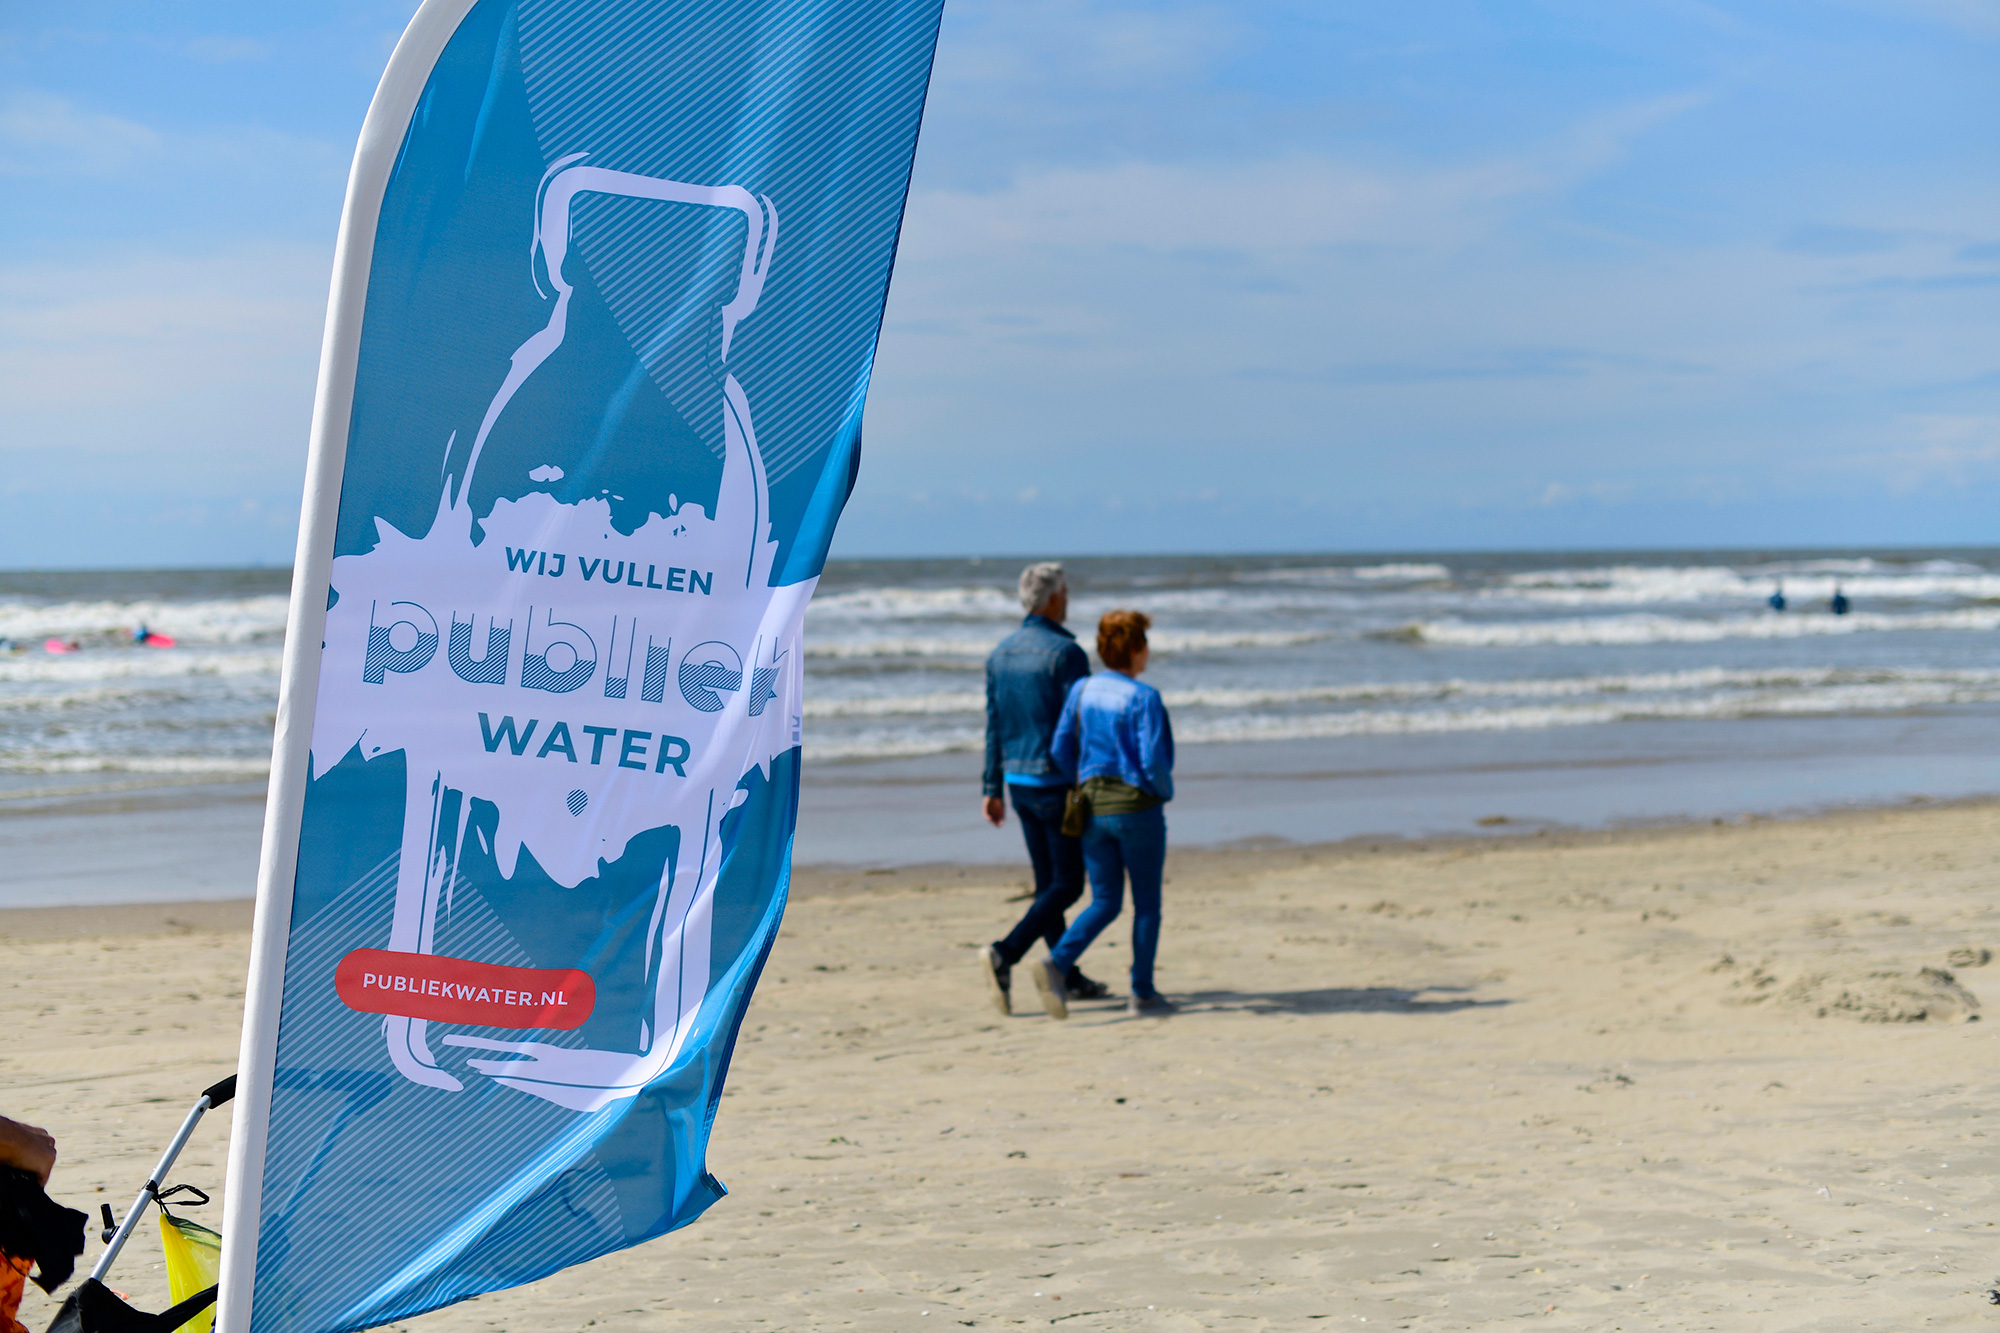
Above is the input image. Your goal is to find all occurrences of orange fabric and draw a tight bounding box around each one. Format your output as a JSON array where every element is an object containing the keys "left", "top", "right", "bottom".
[{"left": 0, "top": 1252, "right": 32, "bottom": 1333}]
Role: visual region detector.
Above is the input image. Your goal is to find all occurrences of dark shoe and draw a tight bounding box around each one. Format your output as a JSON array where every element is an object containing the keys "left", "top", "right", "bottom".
[
  {"left": 1032, "top": 958, "right": 1069, "bottom": 1020},
  {"left": 981, "top": 945, "right": 1012, "bottom": 1017},
  {"left": 1066, "top": 971, "right": 1112, "bottom": 1001},
  {"left": 1127, "top": 993, "right": 1177, "bottom": 1017}
]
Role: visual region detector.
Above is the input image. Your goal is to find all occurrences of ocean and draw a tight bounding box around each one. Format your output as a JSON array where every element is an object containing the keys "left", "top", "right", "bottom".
[
  {"left": 4, "top": 549, "right": 1999, "bottom": 901},
  {"left": 807, "top": 551, "right": 2000, "bottom": 759}
]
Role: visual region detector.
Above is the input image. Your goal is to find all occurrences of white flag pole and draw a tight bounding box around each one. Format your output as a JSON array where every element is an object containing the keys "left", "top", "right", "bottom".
[{"left": 215, "top": 5, "right": 480, "bottom": 1329}]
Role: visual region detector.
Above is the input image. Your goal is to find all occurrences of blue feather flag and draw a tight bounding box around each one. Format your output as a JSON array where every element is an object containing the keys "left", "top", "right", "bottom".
[{"left": 216, "top": 4, "right": 944, "bottom": 1329}]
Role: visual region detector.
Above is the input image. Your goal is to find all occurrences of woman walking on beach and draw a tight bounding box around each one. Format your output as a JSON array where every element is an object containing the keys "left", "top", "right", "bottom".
[{"left": 1034, "top": 610, "right": 1177, "bottom": 1019}]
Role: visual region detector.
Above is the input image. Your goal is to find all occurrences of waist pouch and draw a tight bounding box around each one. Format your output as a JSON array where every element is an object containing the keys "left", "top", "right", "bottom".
[
  {"left": 1076, "top": 776, "right": 1160, "bottom": 824},
  {"left": 1060, "top": 785, "right": 1089, "bottom": 838}
]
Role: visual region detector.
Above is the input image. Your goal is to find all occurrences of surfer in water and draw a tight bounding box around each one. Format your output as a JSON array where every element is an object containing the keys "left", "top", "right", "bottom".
[
  {"left": 1768, "top": 582, "right": 1786, "bottom": 612},
  {"left": 1830, "top": 585, "right": 1851, "bottom": 616}
]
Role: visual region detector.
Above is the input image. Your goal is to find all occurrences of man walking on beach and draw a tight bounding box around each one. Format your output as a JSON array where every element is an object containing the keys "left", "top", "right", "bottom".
[{"left": 980, "top": 563, "right": 1110, "bottom": 1013}]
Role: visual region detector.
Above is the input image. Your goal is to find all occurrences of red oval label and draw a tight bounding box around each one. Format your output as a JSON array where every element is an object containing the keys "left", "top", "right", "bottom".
[{"left": 334, "top": 949, "right": 595, "bottom": 1030}]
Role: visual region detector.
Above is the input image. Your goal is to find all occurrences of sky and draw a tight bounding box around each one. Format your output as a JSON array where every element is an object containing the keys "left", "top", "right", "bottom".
[{"left": 1, "top": 1, "right": 1996, "bottom": 567}]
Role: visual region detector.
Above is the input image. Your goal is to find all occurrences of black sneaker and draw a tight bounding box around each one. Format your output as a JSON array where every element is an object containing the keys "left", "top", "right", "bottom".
[
  {"left": 1127, "top": 993, "right": 1177, "bottom": 1017},
  {"left": 1066, "top": 972, "right": 1112, "bottom": 1001},
  {"left": 1032, "top": 957, "right": 1070, "bottom": 1020},
  {"left": 981, "top": 945, "right": 1012, "bottom": 1017}
]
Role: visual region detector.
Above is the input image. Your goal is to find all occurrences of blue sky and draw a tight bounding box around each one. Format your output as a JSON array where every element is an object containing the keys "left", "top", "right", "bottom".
[{"left": 1, "top": 1, "right": 1995, "bottom": 567}]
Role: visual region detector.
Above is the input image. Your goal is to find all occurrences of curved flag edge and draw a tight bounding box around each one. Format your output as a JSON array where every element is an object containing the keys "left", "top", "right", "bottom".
[{"left": 218, "top": 5, "right": 487, "bottom": 1331}]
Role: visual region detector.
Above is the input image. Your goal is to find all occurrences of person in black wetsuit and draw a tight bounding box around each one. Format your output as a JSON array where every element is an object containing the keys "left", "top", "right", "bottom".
[{"left": 1830, "top": 585, "right": 1850, "bottom": 616}]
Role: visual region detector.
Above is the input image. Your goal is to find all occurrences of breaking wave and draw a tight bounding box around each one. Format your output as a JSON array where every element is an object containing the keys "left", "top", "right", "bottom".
[
  {"left": 1394, "top": 608, "right": 2000, "bottom": 647},
  {"left": 1488, "top": 560, "right": 2000, "bottom": 607},
  {"left": 0, "top": 596, "right": 289, "bottom": 644},
  {"left": 12, "top": 552, "right": 2000, "bottom": 786},
  {"left": 0, "top": 648, "right": 283, "bottom": 684},
  {"left": 0, "top": 755, "right": 272, "bottom": 777},
  {"left": 797, "top": 665, "right": 2000, "bottom": 759},
  {"left": 802, "top": 627, "right": 1326, "bottom": 660}
]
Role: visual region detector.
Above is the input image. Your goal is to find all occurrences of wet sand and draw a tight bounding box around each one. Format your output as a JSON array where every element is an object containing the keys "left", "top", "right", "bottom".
[
  {"left": 5, "top": 802, "right": 2000, "bottom": 1329},
  {"left": 13, "top": 709, "right": 2000, "bottom": 911}
]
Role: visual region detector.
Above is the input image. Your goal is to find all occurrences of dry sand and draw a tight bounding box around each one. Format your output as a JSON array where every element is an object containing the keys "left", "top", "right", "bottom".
[{"left": 6, "top": 802, "right": 2000, "bottom": 1330}]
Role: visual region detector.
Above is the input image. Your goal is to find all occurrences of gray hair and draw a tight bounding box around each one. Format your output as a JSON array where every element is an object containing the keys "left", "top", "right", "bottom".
[{"left": 1018, "top": 561, "right": 1067, "bottom": 613}]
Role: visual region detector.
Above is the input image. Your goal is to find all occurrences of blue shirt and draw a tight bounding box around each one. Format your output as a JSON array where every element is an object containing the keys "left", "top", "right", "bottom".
[
  {"left": 1051, "top": 672, "right": 1175, "bottom": 801},
  {"left": 982, "top": 615, "right": 1091, "bottom": 797}
]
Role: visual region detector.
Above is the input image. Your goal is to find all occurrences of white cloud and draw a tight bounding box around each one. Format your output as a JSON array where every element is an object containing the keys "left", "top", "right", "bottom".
[
  {"left": 901, "top": 91, "right": 1707, "bottom": 260},
  {"left": 0, "top": 89, "right": 346, "bottom": 194},
  {"left": 871, "top": 145, "right": 2000, "bottom": 526},
  {"left": 1838, "top": 0, "right": 2000, "bottom": 35},
  {"left": 1850, "top": 415, "right": 2000, "bottom": 492},
  {"left": 1554, "top": 91, "right": 1713, "bottom": 179},
  {"left": 0, "top": 92, "right": 160, "bottom": 176},
  {"left": 942, "top": 0, "right": 1242, "bottom": 91},
  {"left": 905, "top": 154, "right": 1530, "bottom": 256},
  {"left": 0, "top": 243, "right": 328, "bottom": 464}
]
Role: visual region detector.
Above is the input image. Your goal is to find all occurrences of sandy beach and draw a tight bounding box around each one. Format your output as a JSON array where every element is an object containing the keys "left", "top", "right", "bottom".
[{"left": 5, "top": 801, "right": 2000, "bottom": 1330}]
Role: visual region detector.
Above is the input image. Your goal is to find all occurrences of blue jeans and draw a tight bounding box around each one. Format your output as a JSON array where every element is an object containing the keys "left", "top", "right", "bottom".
[
  {"left": 1049, "top": 805, "right": 1165, "bottom": 999},
  {"left": 993, "top": 784, "right": 1087, "bottom": 975}
]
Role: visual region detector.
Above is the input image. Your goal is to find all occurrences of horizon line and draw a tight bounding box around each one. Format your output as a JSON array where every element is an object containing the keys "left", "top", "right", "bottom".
[{"left": 2, "top": 539, "right": 1998, "bottom": 578}]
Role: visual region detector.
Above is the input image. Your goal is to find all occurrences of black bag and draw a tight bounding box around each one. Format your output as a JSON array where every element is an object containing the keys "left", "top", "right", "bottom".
[
  {"left": 44, "top": 1278, "right": 217, "bottom": 1333},
  {"left": 0, "top": 1166, "right": 85, "bottom": 1294}
]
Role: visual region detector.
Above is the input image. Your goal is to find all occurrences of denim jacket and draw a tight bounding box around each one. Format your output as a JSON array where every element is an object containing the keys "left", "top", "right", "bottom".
[
  {"left": 1052, "top": 671, "right": 1175, "bottom": 801},
  {"left": 982, "top": 615, "right": 1091, "bottom": 797}
]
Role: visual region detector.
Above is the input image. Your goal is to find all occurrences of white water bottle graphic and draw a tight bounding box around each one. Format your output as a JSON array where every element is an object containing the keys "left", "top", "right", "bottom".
[{"left": 310, "top": 159, "right": 809, "bottom": 1112}]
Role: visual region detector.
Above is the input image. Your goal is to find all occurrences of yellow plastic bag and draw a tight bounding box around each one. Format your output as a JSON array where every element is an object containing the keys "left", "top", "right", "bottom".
[{"left": 157, "top": 1210, "right": 221, "bottom": 1333}]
